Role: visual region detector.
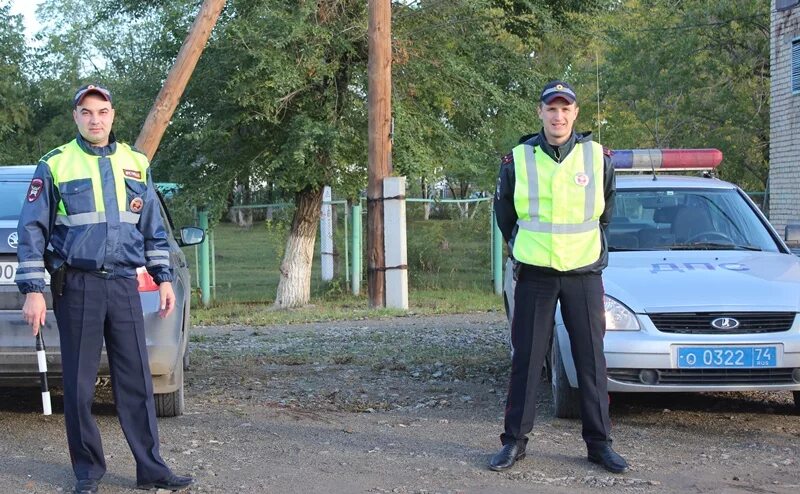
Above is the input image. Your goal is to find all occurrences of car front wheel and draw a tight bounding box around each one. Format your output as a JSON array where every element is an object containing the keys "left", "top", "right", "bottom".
[
  {"left": 154, "top": 364, "right": 184, "bottom": 417},
  {"left": 551, "top": 335, "right": 581, "bottom": 419}
]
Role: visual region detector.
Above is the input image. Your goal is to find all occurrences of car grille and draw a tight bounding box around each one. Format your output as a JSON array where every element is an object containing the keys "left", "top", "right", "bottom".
[
  {"left": 648, "top": 312, "right": 796, "bottom": 334},
  {"left": 608, "top": 368, "right": 798, "bottom": 385}
]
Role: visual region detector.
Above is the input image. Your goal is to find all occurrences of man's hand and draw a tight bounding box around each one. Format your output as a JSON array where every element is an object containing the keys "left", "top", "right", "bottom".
[
  {"left": 22, "top": 292, "right": 47, "bottom": 336},
  {"left": 158, "top": 282, "right": 176, "bottom": 319}
]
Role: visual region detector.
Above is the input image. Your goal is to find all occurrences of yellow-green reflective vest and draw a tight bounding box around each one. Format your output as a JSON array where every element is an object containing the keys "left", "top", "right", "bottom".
[
  {"left": 511, "top": 141, "right": 605, "bottom": 271},
  {"left": 46, "top": 139, "right": 148, "bottom": 225}
]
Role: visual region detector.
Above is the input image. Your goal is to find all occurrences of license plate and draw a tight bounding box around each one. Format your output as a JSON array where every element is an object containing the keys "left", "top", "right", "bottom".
[
  {"left": 677, "top": 346, "right": 778, "bottom": 368},
  {"left": 0, "top": 261, "right": 17, "bottom": 285}
]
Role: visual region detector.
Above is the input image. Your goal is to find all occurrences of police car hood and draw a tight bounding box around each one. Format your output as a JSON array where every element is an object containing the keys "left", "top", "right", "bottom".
[{"left": 604, "top": 251, "right": 800, "bottom": 313}]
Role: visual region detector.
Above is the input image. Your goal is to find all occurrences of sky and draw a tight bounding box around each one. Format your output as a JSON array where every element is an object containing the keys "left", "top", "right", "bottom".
[{"left": 9, "top": 0, "right": 43, "bottom": 40}]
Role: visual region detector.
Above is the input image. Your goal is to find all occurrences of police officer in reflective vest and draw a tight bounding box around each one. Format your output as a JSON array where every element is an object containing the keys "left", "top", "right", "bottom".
[
  {"left": 16, "top": 84, "right": 193, "bottom": 493},
  {"left": 490, "top": 80, "right": 628, "bottom": 473}
]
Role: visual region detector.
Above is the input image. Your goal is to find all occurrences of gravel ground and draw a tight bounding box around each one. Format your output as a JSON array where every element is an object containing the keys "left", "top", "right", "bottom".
[{"left": 1, "top": 312, "right": 798, "bottom": 494}]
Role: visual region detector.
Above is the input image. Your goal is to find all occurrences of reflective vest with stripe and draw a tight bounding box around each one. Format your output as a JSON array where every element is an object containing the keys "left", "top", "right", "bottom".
[
  {"left": 15, "top": 136, "right": 173, "bottom": 294},
  {"left": 511, "top": 140, "right": 605, "bottom": 271},
  {"left": 48, "top": 140, "right": 147, "bottom": 227}
]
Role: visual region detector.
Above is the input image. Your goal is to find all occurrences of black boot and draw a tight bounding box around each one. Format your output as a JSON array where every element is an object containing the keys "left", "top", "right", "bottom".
[
  {"left": 587, "top": 444, "right": 629, "bottom": 473},
  {"left": 137, "top": 473, "right": 194, "bottom": 491},
  {"left": 489, "top": 444, "right": 526, "bottom": 471}
]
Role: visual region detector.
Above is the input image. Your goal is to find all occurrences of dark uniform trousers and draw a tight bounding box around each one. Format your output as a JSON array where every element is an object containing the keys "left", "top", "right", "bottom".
[
  {"left": 53, "top": 269, "right": 171, "bottom": 483},
  {"left": 502, "top": 265, "right": 612, "bottom": 449}
]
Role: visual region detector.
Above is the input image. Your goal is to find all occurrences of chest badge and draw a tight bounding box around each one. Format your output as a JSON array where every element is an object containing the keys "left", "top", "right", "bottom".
[
  {"left": 124, "top": 169, "right": 142, "bottom": 180},
  {"left": 574, "top": 172, "right": 590, "bottom": 187},
  {"left": 130, "top": 197, "right": 144, "bottom": 213}
]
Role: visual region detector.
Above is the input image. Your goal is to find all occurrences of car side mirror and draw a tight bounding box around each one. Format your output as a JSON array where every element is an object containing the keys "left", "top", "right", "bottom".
[
  {"left": 178, "top": 226, "right": 205, "bottom": 247},
  {"left": 785, "top": 224, "right": 800, "bottom": 255}
]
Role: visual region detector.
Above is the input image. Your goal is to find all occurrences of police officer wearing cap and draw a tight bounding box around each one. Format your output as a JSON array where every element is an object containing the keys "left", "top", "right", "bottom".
[
  {"left": 16, "top": 84, "right": 194, "bottom": 493},
  {"left": 489, "top": 80, "right": 628, "bottom": 474}
]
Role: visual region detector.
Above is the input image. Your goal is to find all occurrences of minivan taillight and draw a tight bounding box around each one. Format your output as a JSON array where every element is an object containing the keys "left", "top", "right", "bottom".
[{"left": 136, "top": 267, "right": 159, "bottom": 292}]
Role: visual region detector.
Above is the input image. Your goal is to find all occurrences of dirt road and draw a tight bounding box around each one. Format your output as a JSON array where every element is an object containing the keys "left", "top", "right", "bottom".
[{"left": 1, "top": 313, "right": 798, "bottom": 493}]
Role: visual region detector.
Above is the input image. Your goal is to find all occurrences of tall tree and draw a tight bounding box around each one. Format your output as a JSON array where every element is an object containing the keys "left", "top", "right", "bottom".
[
  {"left": 153, "top": 0, "right": 543, "bottom": 308},
  {"left": 577, "top": 0, "right": 769, "bottom": 190},
  {"left": 0, "top": 2, "right": 32, "bottom": 163}
]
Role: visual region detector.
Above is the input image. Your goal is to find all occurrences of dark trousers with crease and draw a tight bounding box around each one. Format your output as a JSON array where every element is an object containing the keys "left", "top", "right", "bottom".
[
  {"left": 53, "top": 270, "right": 171, "bottom": 484},
  {"left": 501, "top": 266, "right": 612, "bottom": 450}
]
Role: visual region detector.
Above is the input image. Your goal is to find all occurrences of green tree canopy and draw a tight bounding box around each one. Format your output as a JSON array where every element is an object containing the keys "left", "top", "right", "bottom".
[{"left": 0, "top": 1, "right": 32, "bottom": 163}]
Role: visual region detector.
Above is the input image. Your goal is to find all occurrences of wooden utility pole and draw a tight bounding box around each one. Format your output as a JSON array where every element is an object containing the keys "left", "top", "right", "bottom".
[
  {"left": 134, "top": 0, "right": 227, "bottom": 161},
  {"left": 367, "top": 0, "right": 392, "bottom": 308}
]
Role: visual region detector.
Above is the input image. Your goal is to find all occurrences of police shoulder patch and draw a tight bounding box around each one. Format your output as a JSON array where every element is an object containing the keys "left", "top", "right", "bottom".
[
  {"left": 602, "top": 146, "right": 613, "bottom": 157},
  {"left": 27, "top": 178, "right": 44, "bottom": 202},
  {"left": 500, "top": 153, "right": 514, "bottom": 166}
]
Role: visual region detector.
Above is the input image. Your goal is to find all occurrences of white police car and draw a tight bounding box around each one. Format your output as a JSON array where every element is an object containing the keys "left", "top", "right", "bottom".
[{"left": 505, "top": 149, "right": 800, "bottom": 418}]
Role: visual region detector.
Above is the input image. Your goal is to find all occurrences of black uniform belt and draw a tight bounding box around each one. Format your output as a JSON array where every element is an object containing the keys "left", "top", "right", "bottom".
[{"left": 67, "top": 266, "right": 119, "bottom": 280}]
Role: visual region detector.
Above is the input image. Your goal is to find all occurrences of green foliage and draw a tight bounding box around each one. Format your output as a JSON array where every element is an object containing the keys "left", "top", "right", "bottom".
[
  {"left": 1, "top": 0, "right": 772, "bottom": 207},
  {"left": 392, "top": 0, "right": 541, "bottom": 192},
  {"left": 0, "top": 2, "right": 32, "bottom": 163},
  {"left": 572, "top": 0, "right": 770, "bottom": 190}
]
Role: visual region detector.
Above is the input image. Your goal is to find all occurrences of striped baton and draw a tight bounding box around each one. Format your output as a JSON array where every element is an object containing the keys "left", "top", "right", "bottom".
[{"left": 35, "top": 332, "right": 52, "bottom": 416}]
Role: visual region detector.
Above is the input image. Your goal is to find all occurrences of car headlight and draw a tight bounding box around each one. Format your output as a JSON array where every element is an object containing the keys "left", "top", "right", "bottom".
[{"left": 604, "top": 296, "right": 640, "bottom": 331}]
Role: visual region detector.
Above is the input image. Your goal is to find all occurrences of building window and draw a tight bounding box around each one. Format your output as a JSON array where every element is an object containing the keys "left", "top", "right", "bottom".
[
  {"left": 794, "top": 39, "right": 800, "bottom": 93},
  {"left": 778, "top": 0, "right": 800, "bottom": 11}
]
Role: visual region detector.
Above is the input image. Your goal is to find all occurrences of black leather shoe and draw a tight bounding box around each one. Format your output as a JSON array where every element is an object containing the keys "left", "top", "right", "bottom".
[
  {"left": 489, "top": 444, "right": 526, "bottom": 471},
  {"left": 588, "top": 444, "right": 629, "bottom": 473},
  {"left": 74, "top": 479, "right": 98, "bottom": 494},
  {"left": 137, "top": 473, "right": 194, "bottom": 491}
]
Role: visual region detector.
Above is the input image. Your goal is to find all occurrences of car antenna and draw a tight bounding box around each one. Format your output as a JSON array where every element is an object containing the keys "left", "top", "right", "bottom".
[{"left": 649, "top": 150, "right": 658, "bottom": 181}]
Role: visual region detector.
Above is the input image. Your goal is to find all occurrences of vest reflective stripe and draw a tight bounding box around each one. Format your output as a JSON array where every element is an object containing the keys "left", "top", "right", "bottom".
[
  {"left": 55, "top": 211, "right": 140, "bottom": 226},
  {"left": 581, "top": 142, "right": 597, "bottom": 222},
  {"left": 45, "top": 140, "right": 149, "bottom": 218},
  {"left": 56, "top": 212, "right": 106, "bottom": 227},
  {"left": 517, "top": 218, "right": 598, "bottom": 234},
  {"left": 512, "top": 141, "right": 605, "bottom": 271},
  {"left": 120, "top": 211, "right": 141, "bottom": 224}
]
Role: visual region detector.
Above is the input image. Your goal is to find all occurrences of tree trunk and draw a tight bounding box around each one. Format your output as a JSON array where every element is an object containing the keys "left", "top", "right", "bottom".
[
  {"left": 421, "top": 178, "right": 431, "bottom": 220},
  {"left": 274, "top": 187, "right": 324, "bottom": 308},
  {"left": 457, "top": 201, "right": 469, "bottom": 219},
  {"left": 229, "top": 181, "right": 253, "bottom": 228},
  {"left": 240, "top": 181, "right": 253, "bottom": 227}
]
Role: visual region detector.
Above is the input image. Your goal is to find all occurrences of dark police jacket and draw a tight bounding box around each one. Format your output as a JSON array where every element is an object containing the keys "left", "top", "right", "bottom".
[{"left": 15, "top": 133, "right": 173, "bottom": 294}]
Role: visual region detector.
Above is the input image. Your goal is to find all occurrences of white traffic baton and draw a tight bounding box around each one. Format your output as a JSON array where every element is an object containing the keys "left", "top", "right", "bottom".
[{"left": 35, "top": 332, "right": 52, "bottom": 416}]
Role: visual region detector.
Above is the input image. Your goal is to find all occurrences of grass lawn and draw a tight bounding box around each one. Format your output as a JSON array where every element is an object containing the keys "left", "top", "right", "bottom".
[{"left": 183, "top": 206, "right": 504, "bottom": 325}]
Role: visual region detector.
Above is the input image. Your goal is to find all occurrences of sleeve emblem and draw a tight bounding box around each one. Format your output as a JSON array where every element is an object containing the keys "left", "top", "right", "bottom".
[{"left": 27, "top": 178, "right": 44, "bottom": 202}]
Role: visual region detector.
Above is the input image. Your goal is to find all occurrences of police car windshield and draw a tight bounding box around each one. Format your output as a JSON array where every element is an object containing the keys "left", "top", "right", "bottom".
[
  {"left": 607, "top": 188, "right": 779, "bottom": 252},
  {"left": 0, "top": 180, "right": 29, "bottom": 221}
]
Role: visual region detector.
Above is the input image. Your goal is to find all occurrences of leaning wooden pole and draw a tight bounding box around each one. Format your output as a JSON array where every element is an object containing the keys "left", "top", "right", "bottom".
[
  {"left": 135, "top": 0, "right": 227, "bottom": 161},
  {"left": 367, "top": 0, "right": 392, "bottom": 308}
]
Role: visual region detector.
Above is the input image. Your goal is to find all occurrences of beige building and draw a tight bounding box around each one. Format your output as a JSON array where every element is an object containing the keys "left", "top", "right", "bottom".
[{"left": 770, "top": 0, "right": 800, "bottom": 233}]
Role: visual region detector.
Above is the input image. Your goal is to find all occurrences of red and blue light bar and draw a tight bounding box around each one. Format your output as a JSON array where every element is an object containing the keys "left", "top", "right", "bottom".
[{"left": 611, "top": 149, "right": 722, "bottom": 171}]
